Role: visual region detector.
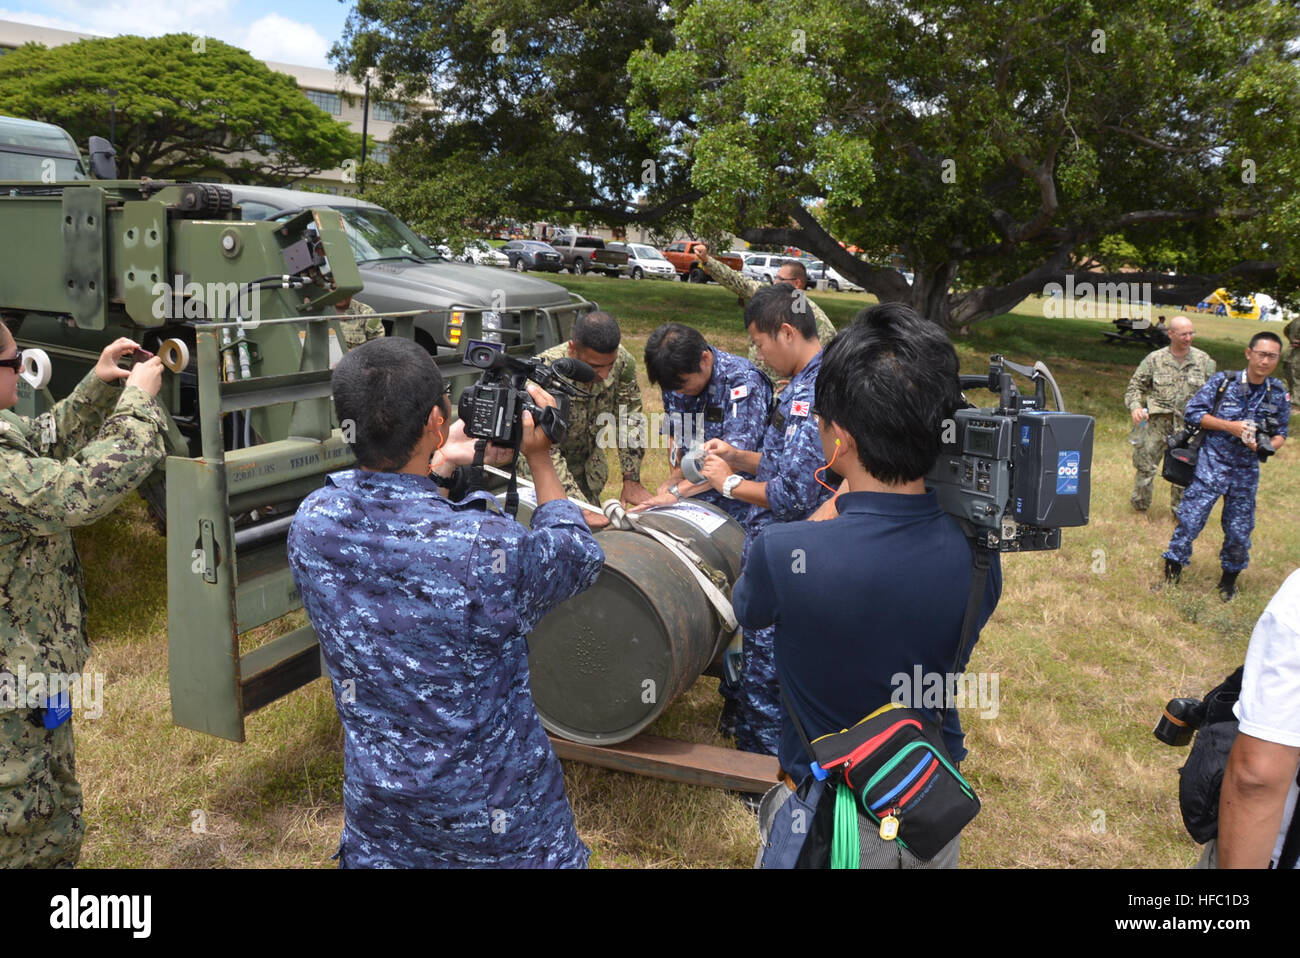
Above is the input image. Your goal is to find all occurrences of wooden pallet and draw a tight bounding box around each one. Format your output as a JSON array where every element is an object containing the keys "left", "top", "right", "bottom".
[{"left": 550, "top": 734, "right": 780, "bottom": 793}]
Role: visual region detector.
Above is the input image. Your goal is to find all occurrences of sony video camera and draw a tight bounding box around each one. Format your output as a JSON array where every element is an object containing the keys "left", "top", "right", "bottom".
[
  {"left": 926, "top": 355, "right": 1094, "bottom": 552},
  {"left": 457, "top": 340, "right": 593, "bottom": 447}
]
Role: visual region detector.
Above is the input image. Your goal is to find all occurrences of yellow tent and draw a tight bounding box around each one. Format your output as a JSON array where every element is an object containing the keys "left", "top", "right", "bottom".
[{"left": 1205, "top": 288, "right": 1260, "bottom": 320}]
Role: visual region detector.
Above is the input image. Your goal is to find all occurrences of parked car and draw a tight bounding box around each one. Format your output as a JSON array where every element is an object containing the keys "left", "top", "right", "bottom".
[
  {"left": 661, "top": 241, "right": 745, "bottom": 282},
  {"left": 549, "top": 234, "right": 630, "bottom": 276},
  {"left": 807, "top": 260, "right": 864, "bottom": 292},
  {"left": 608, "top": 242, "right": 675, "bottom": 280},
  {"left": 218, "top": 184, "right": 590, "bottom": 359},
  {"left": 460, "top": 239, "right": 510, "bottom": 267},
  {"left": 741, "top": 253, "right": 790, "bottom": 285},
  {"left": 501, "top": 239, "right": 565, "bottom": 272}
]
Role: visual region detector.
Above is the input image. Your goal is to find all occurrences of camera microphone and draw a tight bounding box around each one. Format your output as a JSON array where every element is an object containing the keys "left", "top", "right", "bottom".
[{"left": 552, "top": 357, "right": 596, "bottom": 382}]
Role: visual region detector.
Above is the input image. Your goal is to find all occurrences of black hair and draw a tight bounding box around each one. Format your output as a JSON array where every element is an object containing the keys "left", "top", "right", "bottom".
[
  {"left": 744, "top": 282, "right": 817, "bottom": 339},
  {"left": 572, "top": 310, "right": 621, "bottom": 353},
  {"left": 1249, "top": 330, "right": 1282, "bottom": 351},
  {"left": 779, "top": 259, "right": 808, "bottom": 284},
  {"left": 332, "top": 337, "right": 446, "bottom": 471},
  {"left": 644, "top": 323, "right": 709, "bottom": 390},
  {"left": 816, "top": 302, "right": 962, "bottom": 484}
]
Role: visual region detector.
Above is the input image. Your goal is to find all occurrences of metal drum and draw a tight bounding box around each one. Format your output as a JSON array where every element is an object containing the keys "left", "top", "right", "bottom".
[{"left": 501, "top": 491, "right": 744, "bottom": 745}]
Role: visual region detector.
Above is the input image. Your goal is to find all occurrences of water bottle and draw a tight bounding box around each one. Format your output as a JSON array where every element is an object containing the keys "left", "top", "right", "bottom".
[{"left": 1129, "top": 418, "right": 1147, "bottom": 445}]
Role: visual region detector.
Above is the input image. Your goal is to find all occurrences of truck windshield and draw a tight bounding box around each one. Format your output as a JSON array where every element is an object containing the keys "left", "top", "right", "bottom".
[
  {"left": 0, "top": 150, "right": 87, "bottom": 181},
  {"left": 338, "top": 207, "right": 443, "bottom": 264}
]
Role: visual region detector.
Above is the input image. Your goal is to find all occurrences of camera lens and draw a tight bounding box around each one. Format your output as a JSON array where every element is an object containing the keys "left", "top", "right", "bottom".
[{"left": 1153, "top": 697, "right": 1204, "bottom": 746}]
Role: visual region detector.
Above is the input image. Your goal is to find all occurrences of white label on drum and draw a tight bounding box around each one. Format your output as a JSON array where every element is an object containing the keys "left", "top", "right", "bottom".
[{"left": 645, "top": 502, "right": 726, "bottom": 534}]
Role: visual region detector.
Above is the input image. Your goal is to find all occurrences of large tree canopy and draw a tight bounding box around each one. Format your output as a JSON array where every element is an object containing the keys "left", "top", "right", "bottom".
[
  {"left": 331, "top": 0, "right": 690, "bottom": 242},
  {"left": 629, "top": 0, "right": 1300, "bottom": 329},
  {"left": 0, "top": 35, "right": 361, "bottom": 184}
]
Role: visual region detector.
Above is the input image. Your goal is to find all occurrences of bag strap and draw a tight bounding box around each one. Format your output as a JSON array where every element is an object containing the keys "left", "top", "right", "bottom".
[
  {"left": 781, "top": 535, "right": 993, "bottom": 781},
  {"left": 1184, "top": 373, "right": 1234, "bottom": 447}
]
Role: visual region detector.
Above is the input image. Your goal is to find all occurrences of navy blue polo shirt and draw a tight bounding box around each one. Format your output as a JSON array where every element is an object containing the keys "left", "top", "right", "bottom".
[{"left": 732, "top": 489, "right": 1002, "bottom": 782}]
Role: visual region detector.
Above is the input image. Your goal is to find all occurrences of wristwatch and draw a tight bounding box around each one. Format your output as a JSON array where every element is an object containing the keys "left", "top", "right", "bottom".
[
  {"left": 669, "top": 483, "right": 684, "bottom": 502},
  {"left": 721, "top": 474, "right": 743, "bottom": 499}
]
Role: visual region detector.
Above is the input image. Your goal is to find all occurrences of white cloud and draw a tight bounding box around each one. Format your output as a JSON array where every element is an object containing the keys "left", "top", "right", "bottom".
[
  {"left": 238, "top": 14, "right": 331, "bottom": 69},
  {"left": 0, "top": 2, "right": 333, "bottom": 68}
]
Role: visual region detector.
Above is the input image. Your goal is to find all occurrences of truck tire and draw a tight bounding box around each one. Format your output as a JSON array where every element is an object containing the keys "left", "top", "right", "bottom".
[
  {"left": 829, "top": 279, "right": 840, "bottom": 292},
  {"left": 688, "top": 266, "right": 705, "bottom": 283},
  {"left": 632, "top": 266, "right": 643, "bottom": 280},
  {"left": 573, "top": 257, "right": 586, "bottom": 275}
]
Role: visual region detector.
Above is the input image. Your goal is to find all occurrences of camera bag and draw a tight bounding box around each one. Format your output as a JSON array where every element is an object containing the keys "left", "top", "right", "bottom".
[
  {"left": 1178, "top": 666, "right": 1300, "bottom": 868},
  {"left": 1161, "top": 374, "right": 1232, "bottom": 487},
  {"left": 775, "top": 541, "right": 992, "bottom": 865}
]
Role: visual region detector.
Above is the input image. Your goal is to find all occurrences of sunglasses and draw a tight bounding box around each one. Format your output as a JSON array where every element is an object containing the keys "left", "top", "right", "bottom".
[{"left": 0, "top": 350, "right": 23, "bottom": 373}]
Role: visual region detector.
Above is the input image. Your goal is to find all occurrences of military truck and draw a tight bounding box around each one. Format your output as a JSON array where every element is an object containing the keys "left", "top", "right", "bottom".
[{"left": 217, "top": 185, "right": 593, "bottom": 359}]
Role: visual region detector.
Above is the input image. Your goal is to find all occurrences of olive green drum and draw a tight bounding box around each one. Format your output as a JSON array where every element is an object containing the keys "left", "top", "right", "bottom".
[{"left": 504, "top": 492, "right": 744, "bottom": 745}]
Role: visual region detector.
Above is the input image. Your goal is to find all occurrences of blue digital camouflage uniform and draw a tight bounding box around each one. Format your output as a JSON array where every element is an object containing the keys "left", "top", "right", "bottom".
[
  {"left": 1163, "top": 371, "right": 1291, "bottom": 573},
  {"left": 659, "top": 346, "right": 773, "bottom": 525},
  {"left": 287, "top": 469, "right": 604, "bottom": 868},
  {"left": 734, "top": 349, "right": 833, "bottom": 755},
  {"left": 1, "top": 370, "right": 167, "bottom": 868}
]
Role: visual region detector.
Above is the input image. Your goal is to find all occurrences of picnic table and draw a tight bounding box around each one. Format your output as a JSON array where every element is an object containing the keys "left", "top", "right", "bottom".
[{"left": 1102, "top": 317, "right": 1171, "bottom": 349}]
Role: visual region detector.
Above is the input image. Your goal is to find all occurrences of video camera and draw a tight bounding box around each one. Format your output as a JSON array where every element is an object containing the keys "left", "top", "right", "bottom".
[
  {"left": 926, "top": 355, "right": 1094, "bottom": 552},
  {"left": 1247, "top": 400, "right": 1283, "bottom": 463},
  {"left": 457, "top": 341, "right": 594, "bottom": 447}
]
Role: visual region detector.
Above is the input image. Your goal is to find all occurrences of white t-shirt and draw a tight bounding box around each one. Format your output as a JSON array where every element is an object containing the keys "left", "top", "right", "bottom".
[{"left": 1233, "top": 568, "right": 1300, "bottom": 867}]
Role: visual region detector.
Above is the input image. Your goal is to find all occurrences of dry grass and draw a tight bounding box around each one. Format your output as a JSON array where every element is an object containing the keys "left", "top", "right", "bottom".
[{"left": 70, "top": 286, "right": 1298, "bottom": 867}]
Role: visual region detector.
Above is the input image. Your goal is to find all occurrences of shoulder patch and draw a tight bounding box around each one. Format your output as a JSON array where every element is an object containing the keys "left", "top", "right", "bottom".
[
  {"left": 730, "top": 384, "right": 748, "bottom": 400},
  {"left": 790, "top": 400, "right": 810, "bottom": 417}
]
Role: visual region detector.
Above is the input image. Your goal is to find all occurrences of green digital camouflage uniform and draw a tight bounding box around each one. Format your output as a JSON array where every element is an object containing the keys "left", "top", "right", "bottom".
[
  {"left": 340, "top": 299, "right": 385, "bottom": 349},
  {"left": 700, "top": 256, "right": 837, "bottom": 380},
  {"left": 517, "top": 343, "right": 645, "bottom": 504},
  {"left": 0, "top": 371, "right": 167, "bottom": 867},
  {"left": 1284, "top": 315, "right": 1300, "bottom": 413},
  {"left": 1123, "top": 345, "right": 1217, "bottom": 513}
]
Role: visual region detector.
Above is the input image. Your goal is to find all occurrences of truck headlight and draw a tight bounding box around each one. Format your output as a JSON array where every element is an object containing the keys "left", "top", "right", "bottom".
[{"left": 482, "top": 310, "right": 502, "bottom": 344}]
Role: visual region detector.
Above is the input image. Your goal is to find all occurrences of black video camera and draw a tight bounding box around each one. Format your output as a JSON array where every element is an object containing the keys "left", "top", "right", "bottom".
[
  {"left": 926, "top": 355, "right": 1095, "bottom": 552},
  {"left": 457, "top": 341, "right": 592, "bottom": 447}
]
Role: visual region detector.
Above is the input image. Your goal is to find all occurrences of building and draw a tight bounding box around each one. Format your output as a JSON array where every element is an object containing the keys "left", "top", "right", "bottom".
[{"left": 0, "top": 18, "right": 429, "bottom": 192}]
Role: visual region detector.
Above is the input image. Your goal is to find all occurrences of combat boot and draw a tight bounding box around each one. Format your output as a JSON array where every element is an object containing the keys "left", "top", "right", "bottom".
[
  {"left": 1217, "top": 570, "right": 1239, "bottom": 602},
  {"left": 1152, "top": 558, "right": 1183, "bottom": 592}
]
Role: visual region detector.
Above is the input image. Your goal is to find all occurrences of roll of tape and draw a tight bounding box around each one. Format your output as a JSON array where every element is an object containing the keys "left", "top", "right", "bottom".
[
  {"left": 680, "top": 441, "right": 708, "bottom": 484},
  {"left": 19, "top": 348, "right": 52, "bottom": 390},
  {"left": 158, "top": 339, "right": 190, "bottom": 373}
]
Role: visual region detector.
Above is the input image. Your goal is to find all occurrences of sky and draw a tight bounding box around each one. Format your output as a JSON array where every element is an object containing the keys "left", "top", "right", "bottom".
[{"left": 0, "top": 0, "right": 353, "bottom": 69}]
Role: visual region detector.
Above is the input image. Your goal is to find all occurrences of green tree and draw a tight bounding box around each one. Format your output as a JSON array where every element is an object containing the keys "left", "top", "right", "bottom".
[
  {"left": 332, "top": 0, "right": 693, "bottom": 242},
  {"left": 629, "top": 0, "right": 1300, "bottom": 329},
  {"left": 0, "top": 35, "right": 361, "bottom": 184}
]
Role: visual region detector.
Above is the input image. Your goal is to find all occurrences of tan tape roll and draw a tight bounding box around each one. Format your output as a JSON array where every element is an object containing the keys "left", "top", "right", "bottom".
[
  {"left": 19, "top": 348, "right": 52, "bottom": 390},
  {"left": 158, "top": 339, "right": 190, "bottom": 373}
]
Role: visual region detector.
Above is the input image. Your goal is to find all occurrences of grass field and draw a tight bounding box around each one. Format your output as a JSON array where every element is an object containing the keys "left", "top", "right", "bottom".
[{"left": 73, "top": 276, "right": 1299, "bottom": 867}]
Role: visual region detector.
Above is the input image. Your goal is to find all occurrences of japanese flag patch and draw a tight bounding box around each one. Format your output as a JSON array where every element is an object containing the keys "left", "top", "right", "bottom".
[
  {"left": 790, "top": 400, "right": 811, "bottom": 417},
  {"left": 730, "top": 385, "right": 748, "bottom": 400}
]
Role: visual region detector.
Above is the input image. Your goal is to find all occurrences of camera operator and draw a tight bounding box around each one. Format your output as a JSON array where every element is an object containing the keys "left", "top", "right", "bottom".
[
  {"left": 287, "top": 337, "right": 604, "bottom": 868},
  {"left": 1, "top": 322, "right": 167, "bottom": 868},
  {"left": 734, "top": 303, "right": 1001, "bottom": 867},
  {"left": 1214, "top": 569, "right": 1300, "bottom": 868},
  {"left": 1161, "top": 332, "right": 1289, "bottom": 600}
]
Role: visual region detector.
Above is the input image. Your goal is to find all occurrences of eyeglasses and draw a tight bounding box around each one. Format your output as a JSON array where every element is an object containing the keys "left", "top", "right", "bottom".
[
  {"left": 1250, "top": 349, "right": 1280, "bottom": 360},
  {"left": 0, "top": 350, "right": 23, "bottom": 373}
]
